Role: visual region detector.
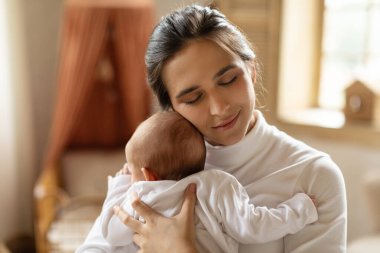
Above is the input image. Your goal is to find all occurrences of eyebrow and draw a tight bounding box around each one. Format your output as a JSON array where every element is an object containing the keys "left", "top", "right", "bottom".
[
  {"left": 176, "top": 86, "right": 199, "bottom": 99},
  {"left": 213, "top": 63, "right": 237, "bottom": 80},
  {"left": 175, "top": 64, "right": 238, "bottom": 99}
]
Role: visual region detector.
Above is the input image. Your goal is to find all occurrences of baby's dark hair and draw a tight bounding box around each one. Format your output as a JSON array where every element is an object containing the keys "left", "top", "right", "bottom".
[{"left": 126, "top": 111, "right": 205, "bottom": 180}]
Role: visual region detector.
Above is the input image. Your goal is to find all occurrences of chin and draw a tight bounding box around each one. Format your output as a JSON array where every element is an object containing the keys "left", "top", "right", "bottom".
[
  {"left": 211, "top": 134, "right": 245, "bottom": 146},
  {"left": 206, "top": 121, "right": 250, "bottom": 146}
]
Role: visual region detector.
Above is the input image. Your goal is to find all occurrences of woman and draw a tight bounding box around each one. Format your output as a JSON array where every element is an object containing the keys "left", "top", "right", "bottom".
[{"left": 114, "top": 4, "right": 346, "bottom": 253}]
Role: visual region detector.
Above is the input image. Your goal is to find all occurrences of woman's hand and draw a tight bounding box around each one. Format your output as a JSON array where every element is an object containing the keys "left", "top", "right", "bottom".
[{"left": 113, "top": 183, "right": 199, "bottom": 253}]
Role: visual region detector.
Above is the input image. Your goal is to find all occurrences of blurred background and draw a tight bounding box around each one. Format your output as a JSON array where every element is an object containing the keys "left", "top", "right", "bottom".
[{"left": 0, "top": 0, "right": 379, "bottom": 252}]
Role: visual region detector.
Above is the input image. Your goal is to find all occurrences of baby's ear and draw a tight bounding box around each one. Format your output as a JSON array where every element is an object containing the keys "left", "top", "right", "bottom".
[{"left": 141, "top": 167, "right": 159, "bottom": 181}]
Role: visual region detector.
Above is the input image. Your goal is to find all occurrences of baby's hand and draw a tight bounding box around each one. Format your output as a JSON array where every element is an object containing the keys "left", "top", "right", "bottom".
[
  {"left": 115, "top": 163, "right": 130, "bottom": 176},
  {"left": 309, "top": 195, "right": 318, "bottom": 208}
]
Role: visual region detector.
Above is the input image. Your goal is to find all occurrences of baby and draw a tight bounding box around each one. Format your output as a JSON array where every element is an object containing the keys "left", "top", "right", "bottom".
[{"left": 77, "top": 111, "right": 318, "bottom": 253}]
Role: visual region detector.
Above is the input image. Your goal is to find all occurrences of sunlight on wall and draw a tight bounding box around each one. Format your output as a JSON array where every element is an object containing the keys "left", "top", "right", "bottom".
[
  {"left": 0, "top": 1, "right": 12, "bottom": 110},
  {"left": 0, "top": 0, "right": 19, "bottom": 241}
]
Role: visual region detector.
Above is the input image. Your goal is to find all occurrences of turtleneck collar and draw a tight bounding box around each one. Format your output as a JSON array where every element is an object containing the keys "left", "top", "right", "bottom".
[{"left": 205, "top": 110, "right": 276, "bottom": 173}]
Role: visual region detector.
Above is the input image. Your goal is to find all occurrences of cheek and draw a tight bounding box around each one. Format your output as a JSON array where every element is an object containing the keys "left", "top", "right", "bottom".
[
  {"left": 228, "top": 80, "right": 253, "bottom": 107},
  {"left": 245, "top": 85, "right": 255, "bottom": 108},
  {"left": 239, "top": 76, "right": 255, "bottom": 106},
  {"left": 173, "top": 105, "right": 208, "bottom": 132}
]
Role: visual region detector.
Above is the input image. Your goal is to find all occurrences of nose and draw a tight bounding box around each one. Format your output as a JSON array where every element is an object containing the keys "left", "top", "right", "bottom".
[{"left": 209, "top": 93, "right": 229, "bottom": 116}]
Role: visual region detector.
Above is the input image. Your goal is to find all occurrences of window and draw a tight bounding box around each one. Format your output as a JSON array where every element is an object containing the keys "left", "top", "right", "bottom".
[
  {"left": 278, "top": 0, "right": 380, "bottom": 130},
  {"left": 320, "top": 0, "right": 380, "bottom": 110}
]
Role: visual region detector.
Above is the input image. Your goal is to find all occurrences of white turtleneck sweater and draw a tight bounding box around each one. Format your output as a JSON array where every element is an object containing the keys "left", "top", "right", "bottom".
[{"left": 204, "top": 111, "right": 347, "bottom": 253}]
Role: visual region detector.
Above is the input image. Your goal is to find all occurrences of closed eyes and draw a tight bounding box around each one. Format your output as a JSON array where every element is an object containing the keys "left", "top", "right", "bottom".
[
  {"left": 183, "top": 75, "right": 238, "bottom": 105},
  {"left": 219, "top": 76, "right": 237, "bottom": 86},
  {"left": 184, "top": 93, "right": 203, "bottom": 105}
]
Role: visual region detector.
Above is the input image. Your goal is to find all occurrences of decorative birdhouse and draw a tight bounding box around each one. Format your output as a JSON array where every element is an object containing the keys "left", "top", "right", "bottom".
[{"left": 344, "top": 80, "right": 380, "bottom": 123}]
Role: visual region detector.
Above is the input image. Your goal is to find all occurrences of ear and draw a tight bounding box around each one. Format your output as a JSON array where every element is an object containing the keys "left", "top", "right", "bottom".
[{"left": 141, "top": 167, "right": 159, "bottom": 181}]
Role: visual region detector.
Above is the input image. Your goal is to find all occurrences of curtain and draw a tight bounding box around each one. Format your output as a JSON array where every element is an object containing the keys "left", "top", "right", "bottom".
[{"left": 44, "top": 0, "right": 154, "bottom": 166}]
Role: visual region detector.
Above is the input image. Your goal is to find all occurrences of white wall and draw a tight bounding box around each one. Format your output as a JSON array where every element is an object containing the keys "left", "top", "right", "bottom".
[
  {"left": 0, "top": 0, "right": 62, "bottom": 242},
  {"left": 0, "top": 0, "right": 37, "bottom": 240},
  {"left": 0, "top": 0, "right": 18, "bottom": 240}
]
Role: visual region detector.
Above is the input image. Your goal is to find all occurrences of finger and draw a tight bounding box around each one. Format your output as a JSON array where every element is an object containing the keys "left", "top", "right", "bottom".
[
  {"left": 308, "top": 195, "right": 317, "bottom": 206},
  {"left": 312, "top": 198, "right": 318, "bottom": 207},
  {"left": 178, "top": 183, "right": 197, "bottom": 222},
  {"left": 113, "top": 205, "right": 143, "bottom": 232},
  {"left": 122, "top": 163, "right": 130, "bottom": 174},
  {"left": 133, "top": 233, "right": 143, "bottom": 248},
  {"left": 131, "top": 198, "right": 162, "bottom": 223}
]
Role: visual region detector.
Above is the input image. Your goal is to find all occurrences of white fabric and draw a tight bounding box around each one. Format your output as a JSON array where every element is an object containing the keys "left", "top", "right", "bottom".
[
  {"left": 204, "top": 111, "right": 347, "bottom": 253},
  {"left": 77, "top": 170, "right": 317, "bottom": 253},
  {"left": 76, "top": 111, "right": 347, "bottom": 253}
]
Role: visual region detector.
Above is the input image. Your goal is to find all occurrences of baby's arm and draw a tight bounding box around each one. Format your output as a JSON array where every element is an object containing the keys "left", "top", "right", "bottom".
[
  {"left": 98, "top": 164, "right": 137, "bottom": 248},
  {"left": 216, "top": 173, "right": 318, "bottom": 244}
]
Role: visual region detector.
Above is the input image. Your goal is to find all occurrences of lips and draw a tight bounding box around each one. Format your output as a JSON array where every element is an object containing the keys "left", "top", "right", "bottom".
[{"left": 213, "top": 112, "right": 239, "bottom": 130}]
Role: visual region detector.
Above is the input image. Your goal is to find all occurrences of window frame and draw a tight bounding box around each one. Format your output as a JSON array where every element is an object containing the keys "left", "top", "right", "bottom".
[{"left": 274, "top": 0, "right": 380, "bottom": 147}]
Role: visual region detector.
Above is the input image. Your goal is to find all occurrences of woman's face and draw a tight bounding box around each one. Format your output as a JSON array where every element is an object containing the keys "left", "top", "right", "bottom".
[{"left": 162, "top": 39, "right": 256, "bottom": 146}]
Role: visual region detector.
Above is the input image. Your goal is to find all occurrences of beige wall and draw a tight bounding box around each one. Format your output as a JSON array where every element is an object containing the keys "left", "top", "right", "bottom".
[
  {"left": 1, "top": 0, "right": 378, "bottom": 245},
  {"left": 0, "top": 0, "right": 57, "bottom": 239}
]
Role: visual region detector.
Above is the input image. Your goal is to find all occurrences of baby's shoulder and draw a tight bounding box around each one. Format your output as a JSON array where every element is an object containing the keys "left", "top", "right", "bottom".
[
  {"left": 194, "top": 169, "right": 239, "bottom": 184},
  {"left": 199, "top": 169, "right": 233, "bottom": 177}
]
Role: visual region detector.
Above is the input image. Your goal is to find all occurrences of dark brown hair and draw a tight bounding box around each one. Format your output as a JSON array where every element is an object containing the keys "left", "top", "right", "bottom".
[
  {"left": 145, "top": 4, "right": 260, "bottom": 110},
  {"left": 126, "top": 111, "right": 205, "bottom": 180}
]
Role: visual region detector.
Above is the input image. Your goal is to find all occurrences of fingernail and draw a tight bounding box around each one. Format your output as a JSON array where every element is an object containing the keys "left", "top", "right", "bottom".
[
  {"left": 132, "top": 191, "right": 139, "bottom": 200},
  {"left": 188, "top": 183, "right": 196, "bottom": 193}
]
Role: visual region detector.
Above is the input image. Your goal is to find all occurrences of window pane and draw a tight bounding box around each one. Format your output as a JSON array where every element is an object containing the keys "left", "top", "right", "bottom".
[
  {"left": 319, "top": 1, "right": 380, "bottom": 110},
  {"left": 325, "top": 0, "right": 369, "bottom": 9},
  {"left": 360, "top": 56, "right": 380, "bottom": 84},
  {"left": 368, "top": 8, "right": 380, "bottom": 53},
  {"left": 319, "top": 55, "right": 354, "bottom": 109},
  {"left": 323, "top": 9, "right": 367, "bottom": 55}
]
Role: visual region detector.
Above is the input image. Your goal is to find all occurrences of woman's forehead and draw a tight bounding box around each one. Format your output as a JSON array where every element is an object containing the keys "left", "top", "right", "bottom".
[{"left": 162, "top": 40, "right": 241, "bottom": 92}]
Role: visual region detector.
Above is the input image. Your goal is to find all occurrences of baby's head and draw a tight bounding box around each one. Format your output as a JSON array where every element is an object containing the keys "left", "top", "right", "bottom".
[{"left": 125, "top": 111, "right": 206, "bottom": 183}]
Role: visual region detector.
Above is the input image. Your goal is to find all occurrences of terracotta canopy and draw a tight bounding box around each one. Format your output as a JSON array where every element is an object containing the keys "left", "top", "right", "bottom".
[{"left": 44, "top": 0, "right": 155, "bottom": 166}]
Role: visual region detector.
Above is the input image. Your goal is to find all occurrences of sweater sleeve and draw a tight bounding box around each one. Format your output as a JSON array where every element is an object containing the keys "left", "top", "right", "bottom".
[
  {"left": 100, "top": 175, "right": 136, "bottom": 247},
  {"left": 216, "top": 172, "right": 318, "bottom": 244},
  {"left": 283, "top": 157, "right": 347, "bottom": 253}
]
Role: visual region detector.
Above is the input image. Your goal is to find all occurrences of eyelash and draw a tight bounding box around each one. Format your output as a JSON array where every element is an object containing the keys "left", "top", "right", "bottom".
[
  {"left": 183, "top": 76, "right": 237, "bottom": 105},
  {"left": 219, "top": 76, "right": 237, "bottom": 86},
  {"left": 184, "top": 94, "right": 203, "bottom": 105}
]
